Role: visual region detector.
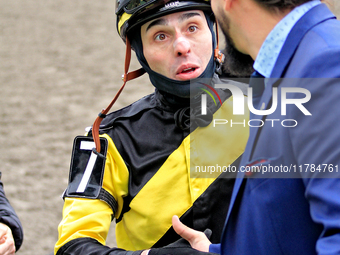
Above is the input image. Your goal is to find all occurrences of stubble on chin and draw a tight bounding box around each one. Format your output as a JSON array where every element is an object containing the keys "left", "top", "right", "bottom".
[{"left": 216, "top": 12, "right": 254, "bottom": 77}]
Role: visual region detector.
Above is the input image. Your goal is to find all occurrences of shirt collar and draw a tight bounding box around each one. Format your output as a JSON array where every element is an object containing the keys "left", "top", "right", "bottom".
[{"left": 253, "top": 0, "right": 321, "bottom": 78}]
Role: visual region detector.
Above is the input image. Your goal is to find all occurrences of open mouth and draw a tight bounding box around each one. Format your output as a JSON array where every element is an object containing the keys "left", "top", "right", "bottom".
[
  {"left": 175, "top": 64, "right": 200, "bottom": 80},
  {"left": 180, "top": 67, "right": 196, "bottom": 74}
]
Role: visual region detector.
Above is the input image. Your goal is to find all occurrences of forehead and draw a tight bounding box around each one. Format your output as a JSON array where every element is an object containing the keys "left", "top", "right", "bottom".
[{"left": 141, "top": 10, "right": 206, "bottom": 32}]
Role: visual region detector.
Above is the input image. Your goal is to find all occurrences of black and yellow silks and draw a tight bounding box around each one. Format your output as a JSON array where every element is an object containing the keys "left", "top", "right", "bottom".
[{"left": 55, "top": 77, "right": 249, "bottom": 255}]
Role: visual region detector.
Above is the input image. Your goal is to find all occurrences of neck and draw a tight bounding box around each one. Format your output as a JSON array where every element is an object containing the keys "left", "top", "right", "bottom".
[
  {"left": 231, "top": 0, "right": 291, "bottom": 60},
  {"left": 158, "top": 89, "right": 190, "bottom": 108}
]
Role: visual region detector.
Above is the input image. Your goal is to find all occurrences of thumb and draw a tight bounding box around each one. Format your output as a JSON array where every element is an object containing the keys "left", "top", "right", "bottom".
[
  {"left": 172, "top": 215, "right": 197, "bottom": 243},
  {"left": 172, "top": 215, "right": 211, "bottom": 252},
  {"left": 172, "top": 215, "right": 200, "bottom": 243}
]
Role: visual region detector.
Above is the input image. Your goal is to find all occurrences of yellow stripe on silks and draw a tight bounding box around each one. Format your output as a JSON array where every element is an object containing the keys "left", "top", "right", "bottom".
[
  {"left": 116, "top": 96, "right": 249, "bottom": 251},
  {"left": 116, "top": 136, "right": 194, "bottom": 250},
  {"left": 118, "top": 12, "right": 132, "bottom": 35},
  {"left": 190, "top": 96, "right": 249, "bottom": 180},
  {"left": 190, "top": 95, "right": 248, "bottom": 209},
  {"left": 101, "top": 133, "right": 130, "bottom": 219}
]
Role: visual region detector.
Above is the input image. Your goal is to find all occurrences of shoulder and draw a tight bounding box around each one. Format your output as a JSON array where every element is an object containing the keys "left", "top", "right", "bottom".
[
  {"left": 288, "top": 16, "right": 340, "bottom": 78},
  {"left": 99, "top": 92, "right": 158, "bottom": 129},
  {"left": 274, "top": 4, "right": 340, "bottom": 78},
  {"left": 299, "top": 13, "right": 340, "bottom": 55}
]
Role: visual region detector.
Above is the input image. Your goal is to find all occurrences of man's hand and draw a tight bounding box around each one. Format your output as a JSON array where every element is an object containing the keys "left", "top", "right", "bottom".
[
  {"left": 0, "top": 223, "right": 15, "bottom": 255},
  {"left": 136, "top": 216, "right": 214, "bottom": 255},
  {"left": 172, "top": 215, "right": 211, "bottom": 252},
  {"left": 136, "top": 217, "right": 214, "bottom": 255}
]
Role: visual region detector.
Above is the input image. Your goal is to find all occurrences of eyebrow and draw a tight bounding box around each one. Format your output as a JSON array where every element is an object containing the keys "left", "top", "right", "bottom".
[
  {"left": 145, "top": 11, "right": 202, "bottom": 32},
  {"left": 146, "top": 18, "right": 168, "bottom": 32},
  {"left": 179, "top": 12, "right": 201, "bottom": 23}
]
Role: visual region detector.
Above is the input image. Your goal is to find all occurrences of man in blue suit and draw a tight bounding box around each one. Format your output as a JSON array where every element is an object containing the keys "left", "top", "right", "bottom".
[{"left": 171, "top": 0, "right": 340, "bottom": 254}]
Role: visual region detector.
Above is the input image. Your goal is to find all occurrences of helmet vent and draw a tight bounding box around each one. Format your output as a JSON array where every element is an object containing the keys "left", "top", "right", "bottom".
[{"left": 159, "top": 1, "right": 181, "bottom": 11}]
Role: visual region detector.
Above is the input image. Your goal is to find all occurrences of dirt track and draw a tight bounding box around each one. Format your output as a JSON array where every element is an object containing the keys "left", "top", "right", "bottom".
[
  {"left": 0, "top": 1, "right": 152, "bottom": 254},
  {"left": 0, "top": 1, "right": 339, "bottom": 255}
]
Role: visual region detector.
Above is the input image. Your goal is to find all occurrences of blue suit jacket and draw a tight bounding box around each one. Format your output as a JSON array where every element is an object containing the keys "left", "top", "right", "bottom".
[{"left": 211, "top": 4, "right": 340, "bottom": 255}]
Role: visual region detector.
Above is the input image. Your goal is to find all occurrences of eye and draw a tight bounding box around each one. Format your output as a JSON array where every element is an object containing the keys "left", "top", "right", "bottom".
[
  {"left": 188, "top": 26, "right": 197, "bottom": 33},
  {"left": 155, "top": 33, "right": 166, "bottom": 41}
]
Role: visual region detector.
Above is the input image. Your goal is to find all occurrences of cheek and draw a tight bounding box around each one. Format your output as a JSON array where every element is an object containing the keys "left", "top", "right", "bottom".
[
  {"left": 144, "top": 48, "right": 167, "bottom": 72},
  {"left": 196, "top": 36, "right": 213, "bottom": 64}
]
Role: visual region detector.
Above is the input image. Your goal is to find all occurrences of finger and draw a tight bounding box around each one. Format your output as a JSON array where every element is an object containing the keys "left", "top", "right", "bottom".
[
  {"left": 0, "top": 239, "right": 16, "bottom": 255},
  {"left": 0, "top": 223, "right": 11, "bottom": 245},
  {"left": 0, "top": 224, "right": 7, "bottom": 242},
  {"left": 0, "top": 243, "right": 9, "bottom": 255},
  {"left": 172, "top": 215, "right": 198, "bottom": 243},
  {"left": 0, "top": 236, "right": 6, "bottom": 244}
]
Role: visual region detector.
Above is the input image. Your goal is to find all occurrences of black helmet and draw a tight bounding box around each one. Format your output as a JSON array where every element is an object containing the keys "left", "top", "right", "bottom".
[
  {"left": 92, "top": 0, "right": 223, "bottom": 155},
  {"left": 116, "top": 0, "right": 212, "bottom": 42}
]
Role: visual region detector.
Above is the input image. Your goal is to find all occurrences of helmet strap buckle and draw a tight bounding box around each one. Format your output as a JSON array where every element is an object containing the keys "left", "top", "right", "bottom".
[{"left": 91, "top": 37, "right": 146, "bottom": 153}]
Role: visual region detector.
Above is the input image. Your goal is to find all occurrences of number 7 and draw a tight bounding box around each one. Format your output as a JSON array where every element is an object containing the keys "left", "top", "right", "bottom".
[{"left": 76, "top": 141, "right": 98, "bottom": 193}]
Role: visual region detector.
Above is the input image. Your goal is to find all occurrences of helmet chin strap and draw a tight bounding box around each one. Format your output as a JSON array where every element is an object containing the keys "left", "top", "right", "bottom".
[
  {"left": 91, "top": 37, "right": 145, "bottom": 156},
  {"left": 91, "top": 21, "right": 224, "bottom": 156}
]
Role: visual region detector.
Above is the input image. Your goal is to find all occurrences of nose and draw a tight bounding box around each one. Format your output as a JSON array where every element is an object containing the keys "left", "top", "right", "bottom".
[{"left": 173, "top": 37, "right": 190, "bottom": 57}]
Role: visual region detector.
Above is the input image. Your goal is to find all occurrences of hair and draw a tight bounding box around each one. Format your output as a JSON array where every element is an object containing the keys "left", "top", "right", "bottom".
[{"left": 254, "top": 0, "right": 313, "bottom": 11}]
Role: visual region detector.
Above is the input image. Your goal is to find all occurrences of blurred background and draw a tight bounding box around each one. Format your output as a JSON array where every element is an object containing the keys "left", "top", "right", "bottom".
[
  {"left": 0, "top": 1, "right": 152, "bottom": 254},
  {"left": 0, "top": 1, "right": 339, "bottom": 254}
]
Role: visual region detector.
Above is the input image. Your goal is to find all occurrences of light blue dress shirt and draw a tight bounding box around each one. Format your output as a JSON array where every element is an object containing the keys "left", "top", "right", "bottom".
[{"left": 254, "top": 0, "right": 321, "bottom": 78}]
